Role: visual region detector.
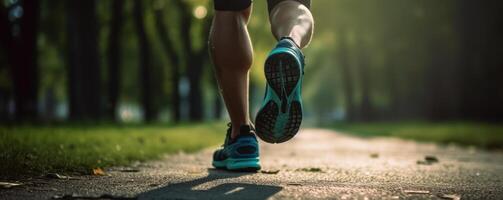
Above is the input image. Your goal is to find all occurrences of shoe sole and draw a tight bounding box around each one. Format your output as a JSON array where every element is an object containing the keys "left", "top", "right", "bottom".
[
  {"left": 255, "top": 51, "right": 303, "bottom": 143},
  {"left": 212, "top": 157, "right": 261, "bottom": 171}
]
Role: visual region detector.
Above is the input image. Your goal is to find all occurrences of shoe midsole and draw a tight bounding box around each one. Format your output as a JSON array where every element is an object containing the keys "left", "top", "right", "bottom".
[{"left": 212, "top": 157, "right": 261, "bottom": 169}]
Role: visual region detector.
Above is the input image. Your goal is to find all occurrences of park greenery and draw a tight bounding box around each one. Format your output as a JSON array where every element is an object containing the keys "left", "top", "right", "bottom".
[
  {"left": 0, "top": 122, "right": 224, "bottom": 176},
  {"left": 1, "top": 0, "right": 500, "bottom": 123},
  {"left": 331, "top": 122, "right": 503, "bottom": 150}
]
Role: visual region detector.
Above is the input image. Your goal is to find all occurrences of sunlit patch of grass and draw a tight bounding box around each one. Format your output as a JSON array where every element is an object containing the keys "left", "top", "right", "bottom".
[
  {"left": 0, "top": 122, "right": 225, "bottom": 177},
  {"left": 331, "top": 122, "right": 503, "bottom": 149}
]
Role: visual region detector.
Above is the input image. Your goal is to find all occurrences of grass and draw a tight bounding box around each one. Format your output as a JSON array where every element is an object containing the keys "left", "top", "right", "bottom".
[
  {"left": 0, "top": 122, "right": 226, "bottom": 177},
  {"left": 330, "top": 122, "right": 503, "bottom": 150}
]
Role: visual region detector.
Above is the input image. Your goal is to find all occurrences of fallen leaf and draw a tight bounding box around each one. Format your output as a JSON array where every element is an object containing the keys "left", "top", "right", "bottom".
[
  {"left": 0, "top": 182, "right": 23, "bottom": 189},
  {"left": 92, "top": 168, "right": 106, "bottom": 176},
  {"left": 417, "top": 155, "right": 439, "bottom": 165},
  {"left": 46, "top": 173, "right": 71, "bottom": 179},
  {"left": 370, "top": 153, "right": 379, "bottom": 158},
  {"left": 297, "top": 167, "right": 323, "bottom": 173},
  {"left": 260, "top": 169, "right": 280, "bottom": 174},
  {"left": 438, "top": 194, "right": 461, "bottom": 200},
  {"left": 425, "top": 155, "right": 439, "bottom": 163},
  {"left": 404, "top": 190, "right": 430, "bottom": 194}
]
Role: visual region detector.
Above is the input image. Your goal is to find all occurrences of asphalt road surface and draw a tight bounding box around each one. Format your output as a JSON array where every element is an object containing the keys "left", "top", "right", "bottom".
[{"left": 2, "top": 129, "right": 503, "bottom": 199}]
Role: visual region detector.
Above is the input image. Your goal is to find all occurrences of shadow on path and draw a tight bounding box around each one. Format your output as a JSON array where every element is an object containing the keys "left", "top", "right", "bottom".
[{"left": 137, "top": 169, "right": 282, "bottom": 200}]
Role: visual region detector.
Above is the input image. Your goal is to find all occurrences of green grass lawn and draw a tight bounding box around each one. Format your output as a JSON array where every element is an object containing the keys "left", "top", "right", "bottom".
[
  {"left": 330, "top": 122, "right": 503, "bottom": 150},
  {"left": 0, "top": 122, "right": 225, "bottom": 177}
]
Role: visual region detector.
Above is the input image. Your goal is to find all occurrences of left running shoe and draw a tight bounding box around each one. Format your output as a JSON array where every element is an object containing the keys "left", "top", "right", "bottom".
[
  {"left": 212, "top": 124, "right": 261, "bottom": 171},
  {"left": 255, "top": 37, "right": 305, "bottom": 143}
]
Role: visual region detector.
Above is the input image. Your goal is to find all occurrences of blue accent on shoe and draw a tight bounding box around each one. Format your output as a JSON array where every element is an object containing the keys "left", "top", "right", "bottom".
[
  {"left": 255, "top": 37, "right": 304, "bottom": 143},
  {"left": 212, "top": 124, "right": 261, "bottom": 171}
]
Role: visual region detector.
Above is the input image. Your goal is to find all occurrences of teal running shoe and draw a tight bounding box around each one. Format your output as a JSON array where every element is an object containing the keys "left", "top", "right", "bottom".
[
  {"left": 255, "top": 37, "right": 304, "bottom": 143},
  {"left": 212, "top": 124, "right": 261, "bottom": 171}
]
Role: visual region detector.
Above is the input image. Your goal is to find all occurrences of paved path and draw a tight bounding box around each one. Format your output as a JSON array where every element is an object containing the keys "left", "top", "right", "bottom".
[{"left": 2, "top": 129, "right": 503, "bottom": 199}]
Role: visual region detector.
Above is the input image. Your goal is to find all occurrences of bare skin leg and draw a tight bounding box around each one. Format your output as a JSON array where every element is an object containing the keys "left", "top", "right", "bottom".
[
  {"left": 269, "top": 1, "right": 314, "bottom": 48},
  {"left": 209, "top": 6, "right": 253, "bottom": 139}
]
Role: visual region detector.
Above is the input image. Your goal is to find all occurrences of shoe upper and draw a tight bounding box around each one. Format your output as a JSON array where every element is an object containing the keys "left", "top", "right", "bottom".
[{"left": 213, "top": 124, "right": 259, "bottom": 162}]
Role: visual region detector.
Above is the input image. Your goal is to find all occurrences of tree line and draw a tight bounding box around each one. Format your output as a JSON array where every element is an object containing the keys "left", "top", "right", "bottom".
[
  {"left": 1, "top": 0, "right": 219, "bottom": 123},
  {"left": 306, "top": 0, "right": 503, "bottom": 123}
]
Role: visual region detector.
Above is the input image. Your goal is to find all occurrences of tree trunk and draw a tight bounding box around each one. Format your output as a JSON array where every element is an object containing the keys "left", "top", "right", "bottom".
[
  {"left": 175, "top": 0, "right": 212, "bottom": 121},
  {"left": 337, "top": 31, "right": 355, "bottom": 122},
  {"left": 178, "top": 1, "right": 202, "bottom": 121},
  {"left": 457, "top": 1, "right": 503, "bottom": 121},
  {"left": 106, "top": 0, "right": 124, "bottom": 121},
  {"left": 0, "top": 6, "right": 8, "bottom": 121},
  {"left": 356, "top": 36, "right": 373, "bottom": 122},
  {"left": 386, "top": 55, "right": 400, "bottom": 120},
  {"left": 4, "top": 0, "right": 40, "bottom": 121},
  {"left": 67, "top": 0, "right": 102, "bottom": 120},
  {"left": 424, "top": 35, "right": 460, "bottom": 121},
  {"left": 133, "top": 0, "right": 155, "bottom": 122},
  {"left": 154, "top": 8, "right": 181, "bottom": 122},
  {"left": 187, "top": 57, "right": 204, "bottom": 121}
]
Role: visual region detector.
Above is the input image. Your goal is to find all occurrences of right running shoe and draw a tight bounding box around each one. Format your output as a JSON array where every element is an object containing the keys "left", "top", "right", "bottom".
[
  {"left": 255, "top": 37, "right": 305, "bottom": 143},
  {"left": 212, "top": 124, "right": 261, "bottom": 171}
]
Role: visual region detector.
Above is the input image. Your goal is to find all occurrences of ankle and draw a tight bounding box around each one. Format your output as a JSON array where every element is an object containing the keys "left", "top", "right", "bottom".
[
  {"left": 230, "top": 122, "right": 250, "bottom": 139},
  {"left": 231, "top": 126, "right": 240, "bottom": 139},
  {"left": 281, "top": 35, "right": 302, "bottom": 48}
]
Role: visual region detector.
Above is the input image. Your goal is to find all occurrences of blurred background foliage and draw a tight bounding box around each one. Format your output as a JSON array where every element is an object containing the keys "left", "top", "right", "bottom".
[{"left": 1, "top": 0, "right": 502, "bottom": 124}]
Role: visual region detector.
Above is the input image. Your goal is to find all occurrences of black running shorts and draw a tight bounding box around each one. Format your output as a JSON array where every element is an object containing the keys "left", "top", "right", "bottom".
[
  {"left": 214, "top": 0, "right": 311, "bottom": 13},
  {"left": 267, "top": 0, "right": 311, "bottom": 13}
]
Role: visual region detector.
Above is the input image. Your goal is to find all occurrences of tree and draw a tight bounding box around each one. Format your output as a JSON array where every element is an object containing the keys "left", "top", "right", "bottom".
[
  {"left": 0, "top": 5, "right": 8, "bottom": 121},
  {"left": 355, "top": 36, "right": 373, "bottom": 121},
  {"left": 175, "top": 1, "right": 212, "bottom": 121},
  {"left": 337, "top": 30, "right": 355, "bottom": 122},
  {"left": 2, "top": 0, "right": 40, "bottom": 121},
  {"left": 154, "top": 3, "right": 181, "bottom": 122},
  {"left": 457, "top": 1, "right": 503, "bottom": 121},
  {"left": 133, "top": 0, "right": 156, "bottom": 122},
  {"left": 106, "top": 0, "right": 125, "bottom": 121},
  {"left": 385, "top": 53, "right": 400, "bottom": 120},
  {"left": 66, "top": 0, "right": 102, "bottom": 120}
]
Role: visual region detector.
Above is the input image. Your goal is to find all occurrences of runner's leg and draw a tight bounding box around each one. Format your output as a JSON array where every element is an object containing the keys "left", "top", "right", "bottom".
[{"left": 209, "top": 0, "right": 253, "bottom": 139}]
